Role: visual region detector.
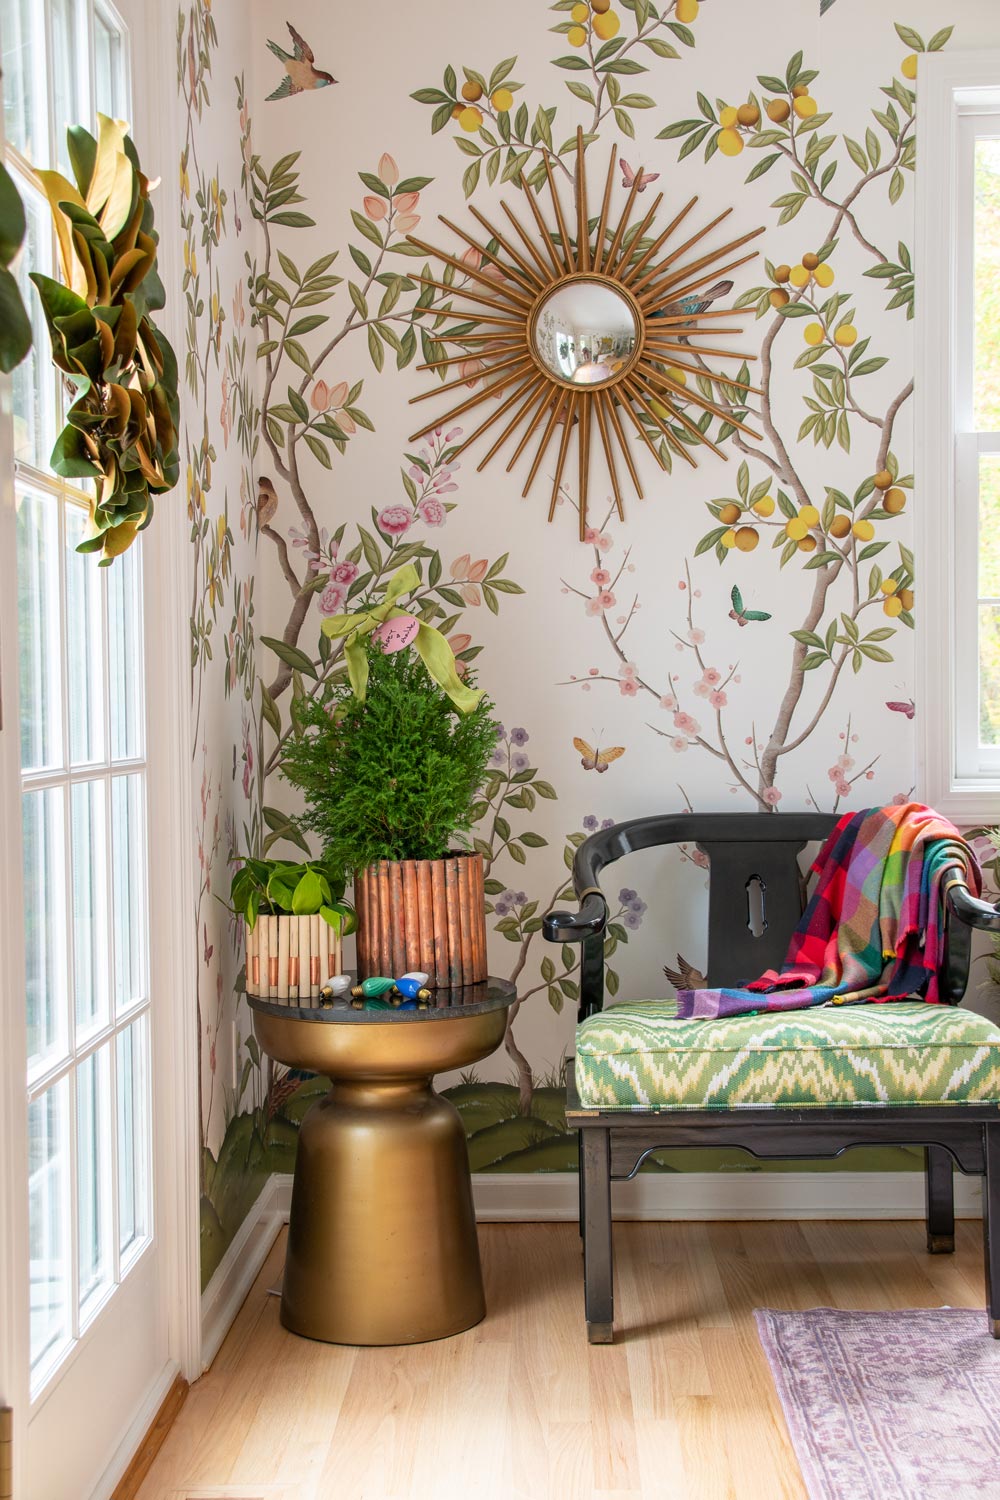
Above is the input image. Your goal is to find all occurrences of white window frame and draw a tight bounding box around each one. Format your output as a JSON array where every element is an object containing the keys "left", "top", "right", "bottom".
[{"left": 916, "top": 51, "right": 1000, "bottom": 824}]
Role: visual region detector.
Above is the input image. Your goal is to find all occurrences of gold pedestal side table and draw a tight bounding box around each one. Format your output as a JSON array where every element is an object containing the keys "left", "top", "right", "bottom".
[{"left": 249, "top": 977, "right": 516, "bottom": 1346}]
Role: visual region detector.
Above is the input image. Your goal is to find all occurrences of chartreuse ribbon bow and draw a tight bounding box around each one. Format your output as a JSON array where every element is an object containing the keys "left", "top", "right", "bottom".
[{"left": 319, "top": 563, "right": 483, "bottom": 714}]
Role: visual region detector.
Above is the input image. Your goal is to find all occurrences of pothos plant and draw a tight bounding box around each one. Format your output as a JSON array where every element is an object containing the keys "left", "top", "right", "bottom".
[
  {"left": 31, "top": 114, "right": 179, "bottom": 563},
  {"left": 228, "top": 857, "right": 356, "bottom": 936}
]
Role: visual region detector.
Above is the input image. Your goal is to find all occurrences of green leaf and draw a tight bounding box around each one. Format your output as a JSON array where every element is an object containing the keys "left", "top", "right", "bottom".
[{"left": 260, "top": 636, "right": 318, "bottom": 678}]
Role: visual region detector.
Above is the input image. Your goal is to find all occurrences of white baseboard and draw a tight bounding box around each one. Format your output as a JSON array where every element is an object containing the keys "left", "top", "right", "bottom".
[
  {"left": 200, "top": 1177, "right": 286, "bottom": 1369},
  {"left": 471, "top": 1170, "right": 983, "bottom": 1221},
  {"left": 87, "top": 1359, "right": 180, "bottom": 1500}
]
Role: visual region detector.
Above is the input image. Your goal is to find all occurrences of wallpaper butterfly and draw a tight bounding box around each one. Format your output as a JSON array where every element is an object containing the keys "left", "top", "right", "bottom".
[
  {"left": 729, "top": 585, "right": 771, "bottom": 627},
  {"left": 573, "top": 737, "right": 626, "bottom": 773},
  {"left": 886, "top": 699, "right": 916, "bottom": 720},
  {"left": 619, "top": 158, "right": 659, "bottom": 192}
]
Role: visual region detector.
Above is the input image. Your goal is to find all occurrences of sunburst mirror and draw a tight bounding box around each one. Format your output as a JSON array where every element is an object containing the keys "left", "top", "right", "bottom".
[{"left": 407, "top": 127, "right": 765, "bottom": 539}]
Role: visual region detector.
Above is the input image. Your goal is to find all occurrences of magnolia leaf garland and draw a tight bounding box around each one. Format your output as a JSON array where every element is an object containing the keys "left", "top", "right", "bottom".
[
  {"left": 0, "top": 164, "right": 32, "bottom": 374},
  {"left": 320, "top": 562, "right": 484, "bottom": 713},
  {"left": 30, "top": 113, "right": 179, "bottom": 564}
]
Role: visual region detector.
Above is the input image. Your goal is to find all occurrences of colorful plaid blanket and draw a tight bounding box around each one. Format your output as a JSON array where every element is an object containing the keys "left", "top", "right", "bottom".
[{"left": 674, "top": 803, "right": 980, "bottom": 1021}]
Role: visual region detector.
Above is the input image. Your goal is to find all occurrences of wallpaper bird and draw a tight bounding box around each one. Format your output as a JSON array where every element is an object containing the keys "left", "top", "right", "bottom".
[
  {"left": 266, "top": 23, "right": 337, "bottom": 101},
  {"left": 257, "top": 475, "right": 279, "bottom": 529},
  {"left": 663, "top": 953, "right": 707, "bottom": 991}
]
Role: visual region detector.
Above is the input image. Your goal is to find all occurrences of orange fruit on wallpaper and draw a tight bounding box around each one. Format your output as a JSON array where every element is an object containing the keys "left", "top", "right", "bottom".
[
  {"left": 793, "top": 95, "right": 818, "bottom": 119},
  {"left": 767, "top": 98, "right": 790, "bottom": 123},
  {"left": 718, "top": 502, "right": 741, "bottom": 525},
  {"left": 753, "top": 495, "right": 775, "bottom": 517},
  {"left": 829, "top": 515, "right": 852, "bottom": 539},
  {"left": 813, "top": 262, "right": 834, "bottom": 287},
  {"left": 774, "top": 264, "right": 791, "bottom": 283},
  {"left": 737, "top": 102, "right": 760, "bottom": 127},
  {"left": 852, "top": 518, "right": 875, "bottom": 541},
  {"left": 798, "top": 535, "right": 817, "bottom": 553},
  {"left": 567, "top": 24, "right": 588, "bottom": 45},
  {"left": 591, "top": 0, "right": 611, "bottom": 11},
  {"left": 592, "top": 10, "right": 621, "bottom": 39},
  {"left": 734, "top": 526, "right": 759, "bottom": 552},
  {"left": 458, "top": 106, "right": 483, "bottom": 131},
  {"left": 901, "top": 53, "right": 918, "bottom": 79},
  {"left": 491, "top": 87, "right": 513, "bottom": 111},
  {"left": 451, "top": 104, "right": 463, "bottom": 119},
  {"left": 803, "top": 323, "right": 825, "bottom": 346},
  {"left": 675, "top": 0, "right": 699, "bottom": 21},
  {"left": 883, "top": 487, "right": 907, "bottom": 514},
  {"left": 717, "top": 127, "right": 744, "bottom": 156},
  {"left": 719, "top": 105, "right": 739, "bottom": 128},
  {"left": 461, "top": 80, "right": 483, "bottom": 102},
  {"left": 899, "top": 588, "right": 914, "bottom": 610},
  {"left": 873, "top": 469, "right": 893, "bottom": 489},
  {"left": 801, "top": 251, "right": 820, "bottom": 271},
  {"left": 791, "top": 84, "right": 809, "bottom": 98},
  {"left": 834, "top": 324, "right": 857, "bottom": 347},
  {"left": 769, "top": 288, "right": 790, "bottom": 309}
]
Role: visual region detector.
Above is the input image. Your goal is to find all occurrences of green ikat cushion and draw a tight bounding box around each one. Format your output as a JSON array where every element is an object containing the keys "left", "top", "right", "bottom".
[{"left": 575, "top": 1000, "right": 1000, "bottom": 1111}]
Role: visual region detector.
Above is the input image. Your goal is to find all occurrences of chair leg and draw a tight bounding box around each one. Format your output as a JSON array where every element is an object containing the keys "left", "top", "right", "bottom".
[
  {"left": 577, "top": 1130, "right": 586, "bottom": 1248},
  {"left": 984, "top": 1124, "right": 1000, "bottom": 1338},
  {"left": 581, "top": 1127, "right": 614, "bottom": 1344},
  {"left": 925, "top": 1145, "right": 955, "bottom": 1253}
]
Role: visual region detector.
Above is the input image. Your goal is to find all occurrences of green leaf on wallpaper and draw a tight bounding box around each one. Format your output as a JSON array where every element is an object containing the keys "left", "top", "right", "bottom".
[
  {"left": 614, "top": 109, "right": 635, "bottom": 138},
  {"left": 745, "top": 152, "right": 780, "bottom": 184},
  {"left": 487, "top": 57, "right": 516, "bottom": 91},
  {"left": 462, "top": 159, "right": 481, "bottom": 198},
  {"left": 367, "top": 325, "right": 384, "bottom": 371},
  {"left": 664, "top": 21, "right": 693, "bottom": 48},
  {"left": 284, "top": 340, "right": 313, "bottom": 376},
  {"left": 305, "top": 434, "right": 332, "bottom": 470},
  {"left": 350, "top": 211, "right": 383, "bottom": 248},
  {"left": 928, "top": 26, "right": 953, "bottom": 51},
  {"left": 553, "top": 54, "right": 590, "bottom": 70},
  {"left": 270, "top": 211, "right": 315, "bottom": 228},
  {"left": 893, "top": 23, "right": 924, "bottom": 50},
  {"left": 888, "top": 169, "right": 904, "bottom": 205},
  {"left": 287, "top": 387, "right": 309, "bottom": 422},
  {"left": 260, "top": 637, "right": 318, "bottom": 679}
]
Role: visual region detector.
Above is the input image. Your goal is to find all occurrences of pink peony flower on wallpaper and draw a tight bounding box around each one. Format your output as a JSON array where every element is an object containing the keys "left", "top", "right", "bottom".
[
  {"left": 317, "top": 579, "right": 349, "bottom": 616},
  {"left": 329, "top": 560, "right": 359, "bottom": 586},
  {"left": 418, "top": 496, "right": 447, "bottom": 527},
  {"left": 377, "top": 505, "right": 412, "bottom": 536}
]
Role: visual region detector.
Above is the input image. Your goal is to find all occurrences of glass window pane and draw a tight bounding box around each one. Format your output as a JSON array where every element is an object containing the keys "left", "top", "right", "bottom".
[
  {"left": 17, "top": 490, "right": 64, "bottom": 774},
  {"left": 71, "top": 780, "right": 109, "bottom": 1035},
  {"left": 65, "top": 507, "right": 106, "bottom": 765},
  {"left": 107, "top": 540, "right": 144, "bottom": 761},
  {"left": 981, "top": 455, "right": 1000, "bottom": 599},
  {"left": 117, "top": 1018, "right": 149, "bottom": 1255},
  {"left": 1, "top": 0, "right": 49, "bottom": 161},
  {"left": 111, "top": 773, "right": 147, "bottom": 1012},
  {"left": 11, "top": 183, "right": 59, "bottom": 469},
  {"left": 29, "top": 1081, "right": 71, "bottom": 1373},
  {"left": 49, "top": 0, "right": 88, "bottom": 177},
  {"left": 94, "top": 7, "right": 125, "bottom": 119},
  {"left": 77, "top": 1048, "right": 112, "bottom": 1313},
  {"left": 980, "top": 603, "right": 1000, "bottom": 747},
  {"left": 23, "top": 786, "right": 68, "bottom": 1066},
  {"left": 974, "top": 137, "right": 1000, "bottom": 431}
]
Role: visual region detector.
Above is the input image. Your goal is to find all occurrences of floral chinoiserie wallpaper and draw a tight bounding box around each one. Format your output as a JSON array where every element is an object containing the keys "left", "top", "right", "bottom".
[{"left": 177, "top": 0, "right": 1000, "bottom": 1287}]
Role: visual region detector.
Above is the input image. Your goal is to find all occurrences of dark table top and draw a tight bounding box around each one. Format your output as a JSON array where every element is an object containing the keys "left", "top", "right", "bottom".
[{"left": 245, "top": 975, "right": 517, "bottom": 1024}]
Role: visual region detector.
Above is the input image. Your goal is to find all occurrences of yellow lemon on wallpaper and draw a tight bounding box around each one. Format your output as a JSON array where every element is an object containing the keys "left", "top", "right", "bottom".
[
  {"left": 834, "top": 323, "right": 858, "bottom": 346},
  {"left": 883, "top": 595, "right": 904, "bottom": 617},
  {"left": 803, "top": 323, "right": 825, "bottom": 346},
  {"left": 649, "top": 398, "right": 670, "bottom": 422},
  {"left": 881, "top": 578, "right": 899, "bottom": 595},
  {"left": 592, "top": 10, "right": 621, "bottom": 39},
  {"left": 666, "top": 366, "right": 687, "bottom": 386},
  {"left": 734, "top": 526, "right": 759, "bottom": 552},
  {"left": 491, "top": 87, "right": 514, "bottom": 111},
  {"left": 719, "top": 105, "right": 739, "bottom": 128},
  {"left": 852, "top": 518, "right": 875, "bottom": 541},
  {"left": 829, "top": 514, "right": 852, "bottom": 539},
  {"left": 567, "top": 24, "right": 588, "bottom": 45},
  {"left": 675, "top": 0, "right": 699, "bottom": 20},
  {"left": 571, "top": 1, "right": 590, "bottom": 19},
  {"left": 813, "top": 262, "right": 835, "bottom": 287},
  {"left": 789, "top": 264, "right": 810, "bottom": 288},
  {"left": 753, "top": 495, "right": 775, "bottom": 517},
  {"left": 798, "top": 505, "right": 820, "bottom": 528},
  {"left": 901, "top": 53, "right": 918, "bottom": 80},
  {"left": 718, "top": 502, "right": 741, "bottom": 525},
  {"left": 721, "top": 527, "right": 738, "bottom": 549},
  {"left": 785, "top": 517, "right": 808, "bottom": 542},
  {"left": 717, "top": 128, "right": 744, "bottom": 156},
  {"left": 458, "top": 106, "right": 483, "bottom": 132},
  {"left": 793, "top": 95, "right": 818, "bottom": 118},
  {"left": 883, "top": 487, "right": 907, "bottom": 514}
]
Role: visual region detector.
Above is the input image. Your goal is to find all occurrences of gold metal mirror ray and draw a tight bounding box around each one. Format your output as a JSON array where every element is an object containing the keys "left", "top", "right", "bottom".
[{"left": 407, "top": 127, "right": 765, "bottom": 539}]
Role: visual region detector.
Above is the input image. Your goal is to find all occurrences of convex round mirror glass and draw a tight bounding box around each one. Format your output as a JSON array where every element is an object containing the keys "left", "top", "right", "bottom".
[{"left": 531, "top": 276, "right": 640, "bottom": 388}]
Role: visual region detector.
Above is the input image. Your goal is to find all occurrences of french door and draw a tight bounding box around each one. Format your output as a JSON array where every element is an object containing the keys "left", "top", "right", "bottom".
[{"left": 0, "top": 2, "right": 192, "bottom": 1495}]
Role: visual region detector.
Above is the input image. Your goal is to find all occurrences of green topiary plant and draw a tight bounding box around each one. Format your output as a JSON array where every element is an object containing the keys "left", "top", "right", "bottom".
[{"left": 280, "top": 640, "right": 497, "bottom": 872}]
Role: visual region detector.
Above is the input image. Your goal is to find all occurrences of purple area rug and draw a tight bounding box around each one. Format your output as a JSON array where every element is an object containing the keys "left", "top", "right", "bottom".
[{"left": 755, "top": 1308, "right": 1000, "bottom": 1499}]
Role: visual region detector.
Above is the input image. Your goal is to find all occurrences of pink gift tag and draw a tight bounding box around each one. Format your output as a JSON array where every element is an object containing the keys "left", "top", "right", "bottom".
[{"left": 372, "top": 613, "right": 419, "bottom": 653}]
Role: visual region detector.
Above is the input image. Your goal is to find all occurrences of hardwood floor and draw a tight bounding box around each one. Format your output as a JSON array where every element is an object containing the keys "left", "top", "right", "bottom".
[{"left": 135, "top": 1218, "right": 988, "bottom": 1500}]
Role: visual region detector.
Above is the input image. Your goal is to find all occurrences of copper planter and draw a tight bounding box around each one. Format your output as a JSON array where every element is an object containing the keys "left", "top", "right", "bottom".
[{"left": 353, "top": 852, "right": 487, "bottom": 987}]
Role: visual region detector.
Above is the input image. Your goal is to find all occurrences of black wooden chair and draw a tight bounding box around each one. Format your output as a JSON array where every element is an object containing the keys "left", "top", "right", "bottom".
[{"left": 542, "top": 812, "right": 1000, "bottom": 1343}]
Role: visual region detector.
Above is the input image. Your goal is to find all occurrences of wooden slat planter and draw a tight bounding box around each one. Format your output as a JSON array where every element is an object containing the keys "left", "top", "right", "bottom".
[
  {"left": 245, "top": 915, "right": 343, "bottom": 1002},
  {"left": 354, "top": 852, "right": 487, "bottom": 988}
]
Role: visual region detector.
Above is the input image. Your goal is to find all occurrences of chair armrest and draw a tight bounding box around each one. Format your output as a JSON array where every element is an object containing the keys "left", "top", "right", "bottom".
[
  {"left": 542, "top": 889, "right": 608, "bottom": 944},
  {"left": 947, "top": 877, "right": 1000, "bottom": 932}
]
